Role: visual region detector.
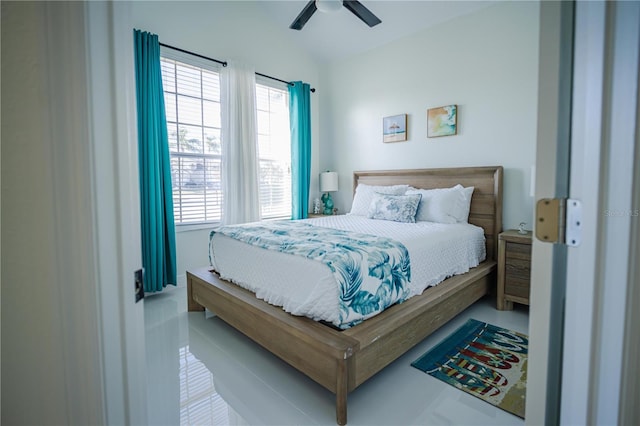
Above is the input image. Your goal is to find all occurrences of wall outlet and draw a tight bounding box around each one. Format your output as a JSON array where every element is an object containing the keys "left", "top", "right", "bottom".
[{"left": 134, "top": 268, "right": 144, "bottom": 303}]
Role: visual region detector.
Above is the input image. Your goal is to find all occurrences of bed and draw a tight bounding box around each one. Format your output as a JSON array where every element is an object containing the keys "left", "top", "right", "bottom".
[{"left": 187, "top": 166, "right": 503, "bottom": 425}]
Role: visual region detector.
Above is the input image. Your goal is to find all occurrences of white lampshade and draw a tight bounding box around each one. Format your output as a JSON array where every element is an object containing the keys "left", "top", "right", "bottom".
[
  {"left": 316, "top": 0, "right": 342, "bottom": 13},
  {"left": 320, "top": 171, "right": 338, "bottom": 192}
]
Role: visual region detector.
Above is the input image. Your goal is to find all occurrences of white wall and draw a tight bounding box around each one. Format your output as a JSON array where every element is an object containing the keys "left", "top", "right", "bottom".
[
  {"left": 320, "top": 1, "right": 540, "bottom": 230},
  {"left": 131, "top": 1, "right": 322, "bottom": 284}
]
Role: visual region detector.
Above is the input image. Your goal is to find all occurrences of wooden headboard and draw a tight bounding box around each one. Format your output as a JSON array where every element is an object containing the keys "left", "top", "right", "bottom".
[{"left": 352, "top": 166, "right": 503, "bottom": 261}]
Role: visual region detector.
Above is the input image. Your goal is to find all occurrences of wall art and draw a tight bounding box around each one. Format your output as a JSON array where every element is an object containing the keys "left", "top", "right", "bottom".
[
  {"left": 383, "top": 114, "right": 407, "bottom": 143},
  {"left": 427, "top": 105, "right": 457, "bottom": 137}
]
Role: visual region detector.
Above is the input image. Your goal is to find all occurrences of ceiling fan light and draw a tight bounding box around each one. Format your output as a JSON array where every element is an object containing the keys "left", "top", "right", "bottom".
[{"left": 315, "top": 0, "right": 342, "bottom": 13}]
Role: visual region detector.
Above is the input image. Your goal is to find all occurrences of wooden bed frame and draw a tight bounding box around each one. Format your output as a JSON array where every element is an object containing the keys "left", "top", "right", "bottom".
[{"left": 187, "top": 166, "right": 503, "bottom": 425}]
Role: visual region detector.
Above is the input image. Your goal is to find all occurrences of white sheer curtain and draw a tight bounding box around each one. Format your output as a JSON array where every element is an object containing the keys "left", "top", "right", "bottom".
[{"left": 220, "top": 61, "right": 261, "bottom": 225}]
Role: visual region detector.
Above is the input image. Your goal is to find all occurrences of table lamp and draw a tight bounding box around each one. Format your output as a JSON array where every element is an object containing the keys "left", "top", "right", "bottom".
[{"left": 320, "top": 171, "right": 338, "bottom": 215}]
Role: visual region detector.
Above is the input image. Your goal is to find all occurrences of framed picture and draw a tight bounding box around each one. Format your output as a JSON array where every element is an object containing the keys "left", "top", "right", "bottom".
[
  {"left": 427, "top": 105, "right": 457, "bottom": 138},
  {"left": 383, "top": 114, "right": 407, "bottom": 143}
]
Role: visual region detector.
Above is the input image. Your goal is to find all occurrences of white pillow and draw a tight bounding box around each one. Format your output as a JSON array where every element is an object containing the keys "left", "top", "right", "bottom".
[
  {"left": 349, "top": 184, "right": 409, "bottom": 216},
  {"left": 406, "top": 187, "right": 458, "bottom": 224},
  {"left": 452, "top": 184, "right": 474, "bottom": 223}
]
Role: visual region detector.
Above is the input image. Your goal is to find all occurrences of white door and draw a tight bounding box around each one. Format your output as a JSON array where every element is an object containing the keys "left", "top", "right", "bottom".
[{"left": 527, "top": 1, "right": 640, "bottom": 425}]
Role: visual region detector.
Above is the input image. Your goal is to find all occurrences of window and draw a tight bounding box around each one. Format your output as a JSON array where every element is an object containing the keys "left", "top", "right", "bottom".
[
  {"left": 161, "top": 49, "right": 222, "bottom": 224},
  {"left": 160, "top": 48, "right": 291, "bottom": 225}
]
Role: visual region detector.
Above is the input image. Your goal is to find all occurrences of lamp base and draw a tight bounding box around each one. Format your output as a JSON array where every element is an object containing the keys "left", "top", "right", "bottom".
[{"left": 321, "top": 192, "right": 334, "bottom": 215}]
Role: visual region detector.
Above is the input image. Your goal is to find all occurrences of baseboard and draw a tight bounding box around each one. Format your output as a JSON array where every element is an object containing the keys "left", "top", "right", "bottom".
[{"left": 177, "top": 273, "right": 187, "bottom": 287}]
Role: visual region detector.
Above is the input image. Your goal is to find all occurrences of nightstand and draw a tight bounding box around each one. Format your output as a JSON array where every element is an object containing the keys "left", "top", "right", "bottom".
[
  {"left": 307, "top": 213, "right": 338, "bottom": 218},
  {"left": 497, "top": 229, "right": 532, "bottom": 310}
]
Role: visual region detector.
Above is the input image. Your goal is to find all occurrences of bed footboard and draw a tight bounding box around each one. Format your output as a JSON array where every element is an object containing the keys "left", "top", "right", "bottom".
[{"left": 187, "top": 267, "right": 358, "bottom": 425}]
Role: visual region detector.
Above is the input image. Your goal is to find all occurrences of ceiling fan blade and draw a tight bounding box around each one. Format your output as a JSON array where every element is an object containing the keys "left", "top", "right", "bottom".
[
  {"left": 290, "top": 0, "right": 318, "bottom": 30},
  {"left": 343, "top": 0, "right": 381, "bottom": 27}
]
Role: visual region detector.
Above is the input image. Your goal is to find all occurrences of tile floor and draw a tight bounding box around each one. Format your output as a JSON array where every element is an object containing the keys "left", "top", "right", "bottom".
[{"left": 144, "top": 285, "right": 529, "bottom": 426}]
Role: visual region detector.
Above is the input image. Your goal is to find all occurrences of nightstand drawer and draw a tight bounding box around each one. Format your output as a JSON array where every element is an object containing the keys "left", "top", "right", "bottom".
[
  {"left": 505, "top": 260, "right": 530, "bottom": 299},
  {"left": 505, "top": 246, "right": 531, "bottom": 299},
  {"left": 505, "top": 241, "right": 531, "bottom": 259},
  {"left": 505, "top": 255, "right": 531, "bottom": 279}
]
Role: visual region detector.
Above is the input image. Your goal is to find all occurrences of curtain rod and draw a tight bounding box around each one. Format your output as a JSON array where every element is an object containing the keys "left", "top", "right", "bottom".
[{"left": 159, "top": 42, "right": 316, "bottom": 93}]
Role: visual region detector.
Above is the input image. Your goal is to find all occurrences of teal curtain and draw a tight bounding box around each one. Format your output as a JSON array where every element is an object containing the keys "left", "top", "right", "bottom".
[
  {"left": 133, "top": 29, "right": 177, "bottom": 292},
  {"left": 289, "top": 82, "right": 312, "bottom": 219}
]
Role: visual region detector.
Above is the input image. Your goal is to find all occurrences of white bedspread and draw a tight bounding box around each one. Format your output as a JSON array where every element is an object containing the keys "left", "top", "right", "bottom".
[{"left": 209, "top": 215, "right": 486, "bottom": 327}]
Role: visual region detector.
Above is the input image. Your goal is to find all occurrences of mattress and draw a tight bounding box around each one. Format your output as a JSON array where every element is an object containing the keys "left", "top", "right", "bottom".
[{"left": 209, "top": 215, "right": 486, "bottom": 328}]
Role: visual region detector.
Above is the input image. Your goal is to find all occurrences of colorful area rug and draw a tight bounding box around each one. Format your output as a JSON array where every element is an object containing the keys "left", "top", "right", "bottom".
[{"left": 411, "top": 319, "right": 528, "bottom": 418}]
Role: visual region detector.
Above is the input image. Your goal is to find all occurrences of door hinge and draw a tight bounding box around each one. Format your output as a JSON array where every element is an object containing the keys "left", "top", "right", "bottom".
[
  {"left": 535, "top": 198, "right": 582, "bottom": 246},
  {"left": 134, "top": 268, "right": 145, "bottom": 303}
]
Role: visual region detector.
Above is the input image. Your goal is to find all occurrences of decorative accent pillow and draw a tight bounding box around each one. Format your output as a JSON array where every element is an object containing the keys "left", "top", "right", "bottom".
[
  {"left": 367, "top": 193, "right": 422, "bottom": 223},
  {"left": 349, "top": 184, "right": 409, "bottom": 216}
]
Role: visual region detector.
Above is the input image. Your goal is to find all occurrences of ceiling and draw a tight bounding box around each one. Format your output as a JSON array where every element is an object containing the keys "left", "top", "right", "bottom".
[{"left": 258, "top": 1, "right": 495, "bottom": 63}]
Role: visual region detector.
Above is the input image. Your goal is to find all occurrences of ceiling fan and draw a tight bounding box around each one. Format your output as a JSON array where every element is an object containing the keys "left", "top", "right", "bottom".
[{"left": 290, "top": 0, "right": 382, "bottom": 31}]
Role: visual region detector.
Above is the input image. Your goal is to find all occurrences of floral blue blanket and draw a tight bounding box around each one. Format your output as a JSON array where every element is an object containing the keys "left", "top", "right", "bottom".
[{"left": 211, "top": 221, "right": 412, "bottom": 328}]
